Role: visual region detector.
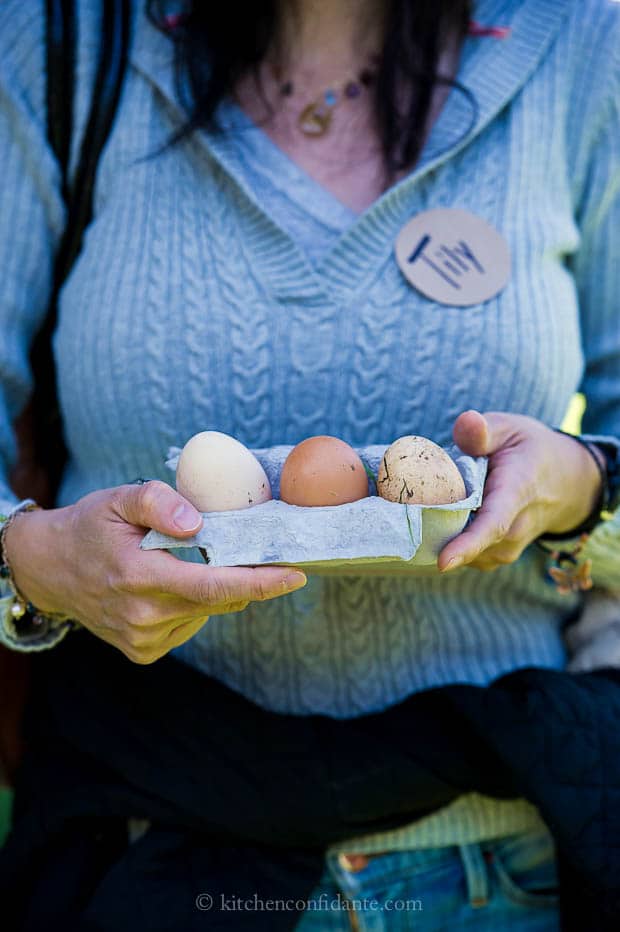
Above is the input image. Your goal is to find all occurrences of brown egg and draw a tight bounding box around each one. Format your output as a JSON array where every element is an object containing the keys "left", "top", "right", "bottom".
[{"left": 280, "top": 436, "right": 369, "bottom": 507}]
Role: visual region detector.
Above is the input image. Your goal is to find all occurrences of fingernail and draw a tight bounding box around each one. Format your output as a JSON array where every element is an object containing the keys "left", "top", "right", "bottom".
[
  {"left": 442, "top": 556, "right": 463, "bottom": 572},
  {"left": 173, "top": 503, "right": 202, "bottom": 531},
  {"left": 283, "top": 572, "right": 307, "bottom": 592}
]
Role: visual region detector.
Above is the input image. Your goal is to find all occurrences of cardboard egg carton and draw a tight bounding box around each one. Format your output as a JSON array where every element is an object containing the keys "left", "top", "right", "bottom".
[{"left": 139, "top": 444, "right": 487, "bottom": 575}]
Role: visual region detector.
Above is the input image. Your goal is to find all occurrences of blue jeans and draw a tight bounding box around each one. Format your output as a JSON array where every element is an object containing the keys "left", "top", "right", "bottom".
[{"left": 295, "top": 827, "right": 560, "bottom": 931}]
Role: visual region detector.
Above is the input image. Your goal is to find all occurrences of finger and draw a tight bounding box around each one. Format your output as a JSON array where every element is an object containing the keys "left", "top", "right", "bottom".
[
  {"left": 453, "top": 410, "right": 521, "bottom": 458},
  {"left": 468, "top": 508, "right": 533, "bottom": 566},
  {"left": 467, "top": 546, "right": 521, "bottom": 571},
  {"left": 440, "top": 504, "right": 534, "bottom": 572},
  {"left": 447, "top": 535, "right": 529, "bottom": 572},
  {"left": 482, "top": 516, "right": 533, "bottom": 566},
  {"left": 110, "top": 544, "right": 307, "bottom": 604},
  {"left": 438, "top": 488, "right": 526, "bottom": 571},
  {"left": 119, "top": 604, "right": 248, "bottom": 658},
  {"left": 129, "top": 596, "right": 250, "bottom": 629},
  {"left": 127, "top": 551, "right": 308, "bottom": 605},
  {"left": 120, "top": 612, "right": 205, "bottom": 652},
  {"left": 122, "top": 615, "right": 213, "bottom": 664},
  {"left": 111, "top": 480, "right": 203, "bottom": 539},
  {"left": 203, "top": 601, "right": 250, "bottom": 616},
  {"left": 467, "top": 559, "right": 501, "bottom": 572},
  {"left": 162, "top": 615, "right": 212, "bottom": 651}
]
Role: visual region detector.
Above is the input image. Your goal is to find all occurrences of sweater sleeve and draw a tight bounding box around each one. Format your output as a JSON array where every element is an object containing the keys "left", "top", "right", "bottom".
[
  {"left": 0, "top": 2, "right": 74, "bottom": 649},
  {"left": 560, "top": 16, "right": 620, "bottom": 590}
]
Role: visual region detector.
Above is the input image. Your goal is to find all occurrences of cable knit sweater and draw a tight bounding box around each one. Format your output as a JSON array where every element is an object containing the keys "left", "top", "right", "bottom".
[{"left": 1, "top": 0, "right": 619, "bottom": 852}]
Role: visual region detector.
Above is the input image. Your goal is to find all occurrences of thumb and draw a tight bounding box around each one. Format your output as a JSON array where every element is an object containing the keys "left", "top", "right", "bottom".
[
  {"left": 452, "top": 409, "right": 491, "bottom": 456},
  {"left": 453, "top": 410, "right": 519, "bottom": 457},
  {"left": 115, "top": 480, "right": 203, "bottom": 538}
]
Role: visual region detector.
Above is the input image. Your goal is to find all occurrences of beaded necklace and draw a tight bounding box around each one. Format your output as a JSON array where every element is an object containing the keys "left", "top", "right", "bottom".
[
  {"left": 158, "top": 11, "right": 512, "bottom": 139},
  {"left": 268, "top": 15, "right": 511, "bottom": 139},
  {"left": 271, "top": 56, "right": 380, "bottom": 138}
]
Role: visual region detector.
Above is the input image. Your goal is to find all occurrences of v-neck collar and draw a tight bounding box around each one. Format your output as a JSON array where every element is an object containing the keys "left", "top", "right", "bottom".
[
  {"left": 130, "top": 0, "right": 573, "bottom": 304},
  {"left": 218, "top": 98, "right": 358, "bottom": 234}
]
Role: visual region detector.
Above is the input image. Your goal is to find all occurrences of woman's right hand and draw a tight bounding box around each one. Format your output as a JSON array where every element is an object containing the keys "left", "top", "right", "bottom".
[{"left": 3, "top": 481, "right": 307, "bottom": 664}]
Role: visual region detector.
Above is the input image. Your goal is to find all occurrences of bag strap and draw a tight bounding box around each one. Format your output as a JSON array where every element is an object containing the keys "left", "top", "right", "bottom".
[
  {"left": 53, "top": 0, "right": 132, "bottom": 284},
  {"left": 45, "top": 0, "right": 76, "bottom": 202},
  {"left": 28, "top": 0, "right": 131, "bottom": 502}
]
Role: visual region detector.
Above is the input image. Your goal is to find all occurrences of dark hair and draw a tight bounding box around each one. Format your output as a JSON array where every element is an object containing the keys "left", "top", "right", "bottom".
[{"left": 148, "top": 1, "right": 474, "bottom": 173}]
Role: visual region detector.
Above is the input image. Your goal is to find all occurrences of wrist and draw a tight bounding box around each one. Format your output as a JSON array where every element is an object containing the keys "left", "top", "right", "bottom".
[
  {"left": 542, "top": 431, "right": 606, "bottom": 537},
  {"left": 2, "top": 505, "right": 71, "bottom": 619}
]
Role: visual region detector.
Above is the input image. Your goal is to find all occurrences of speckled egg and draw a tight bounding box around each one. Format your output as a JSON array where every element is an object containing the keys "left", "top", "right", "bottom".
[{"left": 377, "top": 435, "right": 466, "bottom": 505}]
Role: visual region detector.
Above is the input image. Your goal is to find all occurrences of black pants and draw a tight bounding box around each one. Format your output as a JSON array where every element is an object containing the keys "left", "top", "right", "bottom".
[
  {"left": 0, "top": 630, "right": 465, "bottom": 931},
  {"left": 1, "top": 629, "right": 619, "bottom": 930}
]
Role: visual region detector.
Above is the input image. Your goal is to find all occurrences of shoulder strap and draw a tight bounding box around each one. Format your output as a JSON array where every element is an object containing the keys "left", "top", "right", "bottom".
[
  {"left": 45, "top": 0, "right": 76, "bottom": 203},
  {"left": 27, "top": 0, "right": 131, "bottom": 503},
  {"left": 52, "top": 0, "right": 132, "bottom": 287}
]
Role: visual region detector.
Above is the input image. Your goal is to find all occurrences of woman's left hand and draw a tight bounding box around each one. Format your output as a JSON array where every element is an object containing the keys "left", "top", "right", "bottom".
[{"left": 438, "top": 410, "right": 604, "bottom": 573}]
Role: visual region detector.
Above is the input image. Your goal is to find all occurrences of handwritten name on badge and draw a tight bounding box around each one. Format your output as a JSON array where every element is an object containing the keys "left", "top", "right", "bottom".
[{"left": 395, "top": 208, "right": 511, "bottom": 307}]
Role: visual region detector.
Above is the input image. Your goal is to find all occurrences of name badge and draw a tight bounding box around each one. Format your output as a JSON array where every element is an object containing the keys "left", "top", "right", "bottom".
[{"left": 395, "top": 208, "right": 511, "bottom": 307}]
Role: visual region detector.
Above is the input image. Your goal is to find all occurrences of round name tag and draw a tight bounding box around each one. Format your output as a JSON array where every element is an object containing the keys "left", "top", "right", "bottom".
[{"left": 395, "top": 208, "right": 511, "bottom": 307}]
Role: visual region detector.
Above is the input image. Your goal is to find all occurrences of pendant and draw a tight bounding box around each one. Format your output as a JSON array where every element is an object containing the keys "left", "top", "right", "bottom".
[{"left": 298, "top": 101, "right": 333, "bottom": 137}]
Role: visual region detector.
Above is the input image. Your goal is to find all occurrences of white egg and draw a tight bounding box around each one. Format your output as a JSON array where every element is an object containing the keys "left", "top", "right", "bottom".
[{"left": 176, "top": 431, "right": 272, "bottom": 512}]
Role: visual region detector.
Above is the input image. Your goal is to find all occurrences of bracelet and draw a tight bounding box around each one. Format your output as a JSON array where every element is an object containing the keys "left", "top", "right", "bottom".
[
  {"left": 540, "top": 533, "right": 593, "bottom": 595},
  {"left": 0, "top": 501, "right": 47, "bottom": 628},
  {"left": 537, "top": 430, "right": 609, "bottom": 542}
]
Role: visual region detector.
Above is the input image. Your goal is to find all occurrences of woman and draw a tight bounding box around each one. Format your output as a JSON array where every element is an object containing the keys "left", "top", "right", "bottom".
[{"left": 0, "top": 0, "right": 619, "bottom": 928}]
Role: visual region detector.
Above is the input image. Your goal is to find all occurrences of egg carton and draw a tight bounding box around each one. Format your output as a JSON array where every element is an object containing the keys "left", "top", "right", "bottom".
[{"left": 139, "top": 444, "right": 487, "bottom": 576}]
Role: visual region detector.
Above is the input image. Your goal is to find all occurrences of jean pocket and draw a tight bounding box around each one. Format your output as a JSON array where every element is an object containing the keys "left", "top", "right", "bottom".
[{"left": 487, "top": 829, "right": 560, "bottom": 909}]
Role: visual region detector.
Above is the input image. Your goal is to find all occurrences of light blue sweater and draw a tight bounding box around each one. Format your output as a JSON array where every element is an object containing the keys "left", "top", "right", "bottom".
[{"left": 1, "top": 0, "right": 620, "bottom": 849}]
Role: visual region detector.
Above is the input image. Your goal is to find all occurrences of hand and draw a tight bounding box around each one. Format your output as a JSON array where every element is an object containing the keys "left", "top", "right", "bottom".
[
  {"left": 438, "top": 410, "right": 604, "bottom": 573},
  {"left": 3, "top": 481, "right": 307, "bottom": 664}
]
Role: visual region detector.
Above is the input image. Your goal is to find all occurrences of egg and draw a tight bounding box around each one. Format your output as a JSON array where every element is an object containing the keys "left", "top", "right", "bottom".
[
  {"left": 280, "top": 436, "right": 369, "bottom": 507},
  {"left": 175, "top": 430, "right": 272, "bottom": 512},
  {"left": 377, "top": 435, "right": 466, "bottom": 505}
]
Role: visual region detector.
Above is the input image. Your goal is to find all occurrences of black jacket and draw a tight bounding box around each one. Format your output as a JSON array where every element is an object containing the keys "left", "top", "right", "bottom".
[{"left": 1, "top": 631, "right": 618, "bottom": 931}]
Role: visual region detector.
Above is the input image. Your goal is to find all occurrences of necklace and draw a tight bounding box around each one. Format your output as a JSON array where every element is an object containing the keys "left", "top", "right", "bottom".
[
  {"left": 271, "top": 56, "right": 379, "bottom": 138},
  {"left": 266, "top": 17, "right": 513, "bottom": 139}
]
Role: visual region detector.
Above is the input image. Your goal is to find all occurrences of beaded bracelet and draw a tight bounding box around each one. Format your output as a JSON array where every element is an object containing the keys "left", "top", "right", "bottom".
[
  {"left": 0, "top": 501, "right": 48, "bottom": 628},
  {"left": 541, "top": 533, "right": 593, "bottom": 595}
]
